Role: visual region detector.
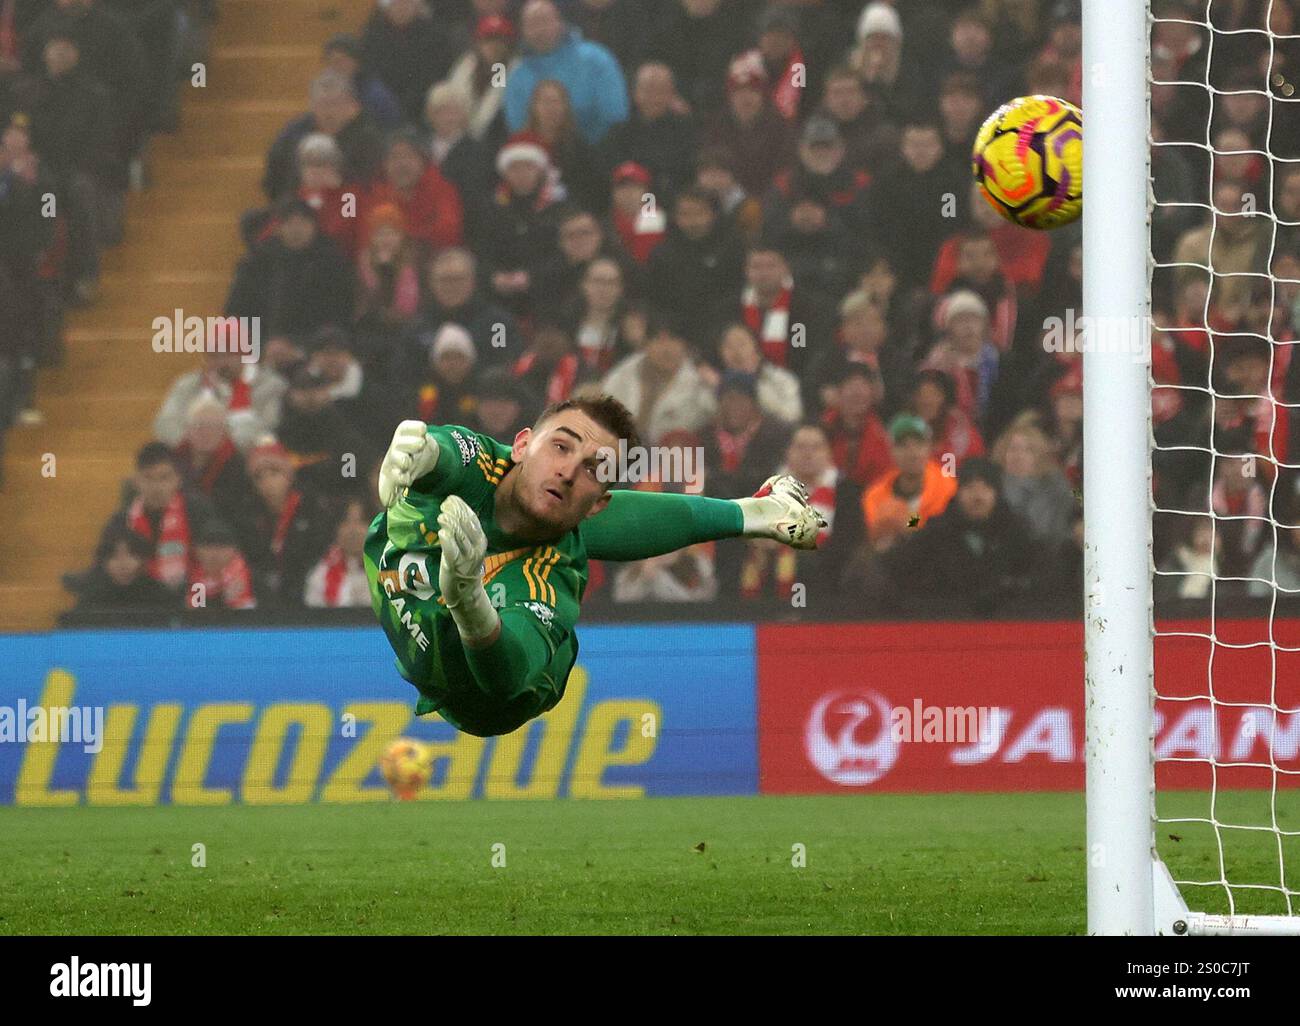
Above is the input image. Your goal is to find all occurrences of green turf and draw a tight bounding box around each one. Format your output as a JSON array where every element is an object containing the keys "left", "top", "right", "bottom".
[{"left": 0, "top": 793, "right": 1294, "bottom": 935}]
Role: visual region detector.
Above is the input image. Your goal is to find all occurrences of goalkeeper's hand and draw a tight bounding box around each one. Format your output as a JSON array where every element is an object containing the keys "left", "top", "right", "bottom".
[
  {"left": 378, "top": 420, "right": 438, "bottom": 508},
  {"left": 735, "top": 474, "right": 828, "bottom": 551}
]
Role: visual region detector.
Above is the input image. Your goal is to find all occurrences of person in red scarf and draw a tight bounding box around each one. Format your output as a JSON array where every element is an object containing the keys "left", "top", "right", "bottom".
[
  {"left": 117, "top": 442, "right": 218, "bottom": 593},
  {"left": 725, "top": 244, "right": 832, "bottom": 383},
  {"left": 607, "top": 161, "right": 666, "bottom": 265},
  {"left": 410, "top": 323, "right": 480, "bottom": 426},
  {"left": 172, "top": 394, "right": 257, "bottom": 523},
  {"left": 187, "top": 520, "right": 256, "bottom": 611},
  {"left": 819, "top": 364, "right": 892, "bottom": 488},
  {"left": 745, "top": 6, "right": 805, "bottom": 121},
  {"left": 706, "top": 370, "right": 793, "bottom": 499},
  {"left": 362, "top": 128, "right": 464, "bottom": 256},
  {"left": 512, "top": 316, "right": 579, "bottom": 407},
  {"left": 235, "top": 441, "right": 332, "bottom": 608},
  {"left": 303, "top": 495, "right": 372, "bottom": 608}
]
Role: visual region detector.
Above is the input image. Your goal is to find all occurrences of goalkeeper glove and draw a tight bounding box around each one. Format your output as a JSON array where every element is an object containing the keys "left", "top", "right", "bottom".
[
  {"left": 378, "top": 420, "right": 439, "bottom": 508},
  {"left": 735, "top": 474, "right": 828, "bottom": 551},
  {"left": 436, "top": 495, "right": 499, "bottom": 646}
]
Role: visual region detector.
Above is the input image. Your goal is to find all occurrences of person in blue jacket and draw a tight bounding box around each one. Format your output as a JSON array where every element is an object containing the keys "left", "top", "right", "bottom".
[{"left": 503, "top": 0, "right": 630, "bottom": 146}]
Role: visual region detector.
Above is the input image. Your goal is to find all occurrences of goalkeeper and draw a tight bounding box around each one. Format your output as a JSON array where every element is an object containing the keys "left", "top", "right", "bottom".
[{"left": 366, "top": 393, "right": 825, "bottom": 737}]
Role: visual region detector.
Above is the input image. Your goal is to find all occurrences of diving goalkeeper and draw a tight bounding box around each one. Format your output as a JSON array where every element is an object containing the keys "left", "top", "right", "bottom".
[{"left": 366, "top": 393, "right": 825, "bottom": 737}]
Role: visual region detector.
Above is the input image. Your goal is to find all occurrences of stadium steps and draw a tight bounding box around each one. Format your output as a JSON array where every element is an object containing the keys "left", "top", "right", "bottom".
[{"left": 0, "top": 0, "right": 374, "bottom": 632}]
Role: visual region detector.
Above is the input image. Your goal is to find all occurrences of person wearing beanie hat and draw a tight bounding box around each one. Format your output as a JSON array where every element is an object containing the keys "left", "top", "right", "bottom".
[
  {"left": 861, "top": 411, "right": 957, "bottom": 550},
  {"left": 750, "top": 4, "right": 805, "bottom": 120},
  {"left": 922, "top": 288, "right": 1000, "bottom": 422},
  {"left": 609, "top": 161, "right": 667, "bottom": 264},
  {"left": 411, "top": 323, "right": 479, "bottom": 425}
]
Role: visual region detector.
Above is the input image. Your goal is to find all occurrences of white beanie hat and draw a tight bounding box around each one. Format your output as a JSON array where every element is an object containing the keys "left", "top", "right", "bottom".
[{"left": 857, "top": 2, "right": 903, "bottom": 41}]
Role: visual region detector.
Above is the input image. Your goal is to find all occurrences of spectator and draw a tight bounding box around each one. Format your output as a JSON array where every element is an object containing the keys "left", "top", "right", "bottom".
[
  {"left": 694, "top": 146, "right": 763, "bottom": 242},
  {"left": 875, "top": 455, "right": 1038, "bottom": 617},
  {"left": 441, "top": 14, "right": 518, "bottom": 144},
  {"left": 10, "top": 30, "right": 115, "bottom": 302},
  {"left": 601, "top": 312, "right": 716, "bottom": 442},
  {"left": 532, "top": 206, "right": 623, "bottom": 313},
  {"left": 414, "top": 247, "right": 519, "bottom": 372},
  {"left": 304, "top": 495, "right": 373, "bottom": 608},
  {"left": 115, "top": 442, "right": 217, "bottom": 593},
  {"left": 935, "top": 231, "right": 1019, "bottom": 353},
  {"left": 286, "top": 132, "right": 360, "bottom": 258},
  {"left": 764, "top": 188, "right": 858, "bottom": 305},
  {"left": 276, "top": 329, "right": 384, "bottom": 491},
  {"left": 172, "top": 394, "right": 257, "bottom": 520},
  {"left": 568, "top": 0, "right": 650, "bottom": 75},
  {"left": 363, "top": 128, "right": 464, "bottom": 255},
  {"left": 816, "top": 63, "right": 897, "bottom": 174},
  {"left": 570, "top": 256, "right": 634, "bottom": 384},
  {"left": 225, "top": 198, "right": 356, "bottom": 345},
  {"left": 354, "top": 203, "right": 423, "bottom": 352},
  {"left": 424, "top": 82, "right": 494, "bottom": 225},
  {"left": 706, "top": 370, "right": 792, "bottom": 499},
  {"left": 600, "top": 62, "right": 697, "bottom": 206},
  {"left": 502, "top": 0, "right": 630, "bottom": 145},
  {"left": 59, "top": 525, "right": 176, "bottom": 627},
  {"left": 512, "top": 316, "right": 580, "bottom": 407},
  {"left": 1172, "top": 178, "right": 1273, "bottom": 316},
  {"left": 481, "top": 130, "right": 565, "bottom": 310},
  {"left": 236, "top": 440, "right": 332, "bottom": 608},
  {"left": 921, "top": 289, "right": 1000, "bottom": 425},
  {"left": 910, "top": 368, "right": 985, "bottom": 464},
  {"left": 739, "top": 421, "right": 862, "bottom": 606},
  {"left": 809, "top": 289, "right": 901, "bottom": 413},
  {"left": 408, "top": 323, "right": 480, "bottom": 425},
  {"left": 1155, "top": 515, "right": 1220, "bottom": 603},
  {"left": 767, "top": 114, "right": 871, "bottom": 240},
  {"left": 358, "top": 0, "right": 456, "bottom": 123},
  {"left": 524, "top": 78, "right": 603, "bottom": 209},
  {"left": 187, "top": 520, "right": 256, "bottom": 611},
  {"left": 153, "top": 348, "right": 286, "bottom": 455},
  {"left": 607, "top": 160, "right": 667, "bottom": 263},
  {"left": 993, "top": 417, "right": 1077, "bottom": 549},
  {"left": 644, "top": 186, "right": 745, "bottom": 346},
  {"left": 725, "top": 244, "right": 832, "bottom": 383},
  {"left": 262, "top": 70, "right": 384, "bottom": 201},
  {"left": 703, "top": 51, "right": 795, "bottom": 198},
  {"left": 645, "top": 0, "right": 747, "bottom": 118},
  {"left": 861, "top": 412, "right": 957, "bottom": 551},
  {"left": 820, "top": 364, "right": 892, "bottom": 489},
  {"left": 864, "top": 120, "right": 969, "bottom": 289},
  {"left": 706, "top": 322, "right": 802, "bottom": 425},
  {"left": 469, "top": 366, "right": 538, "bottom": 440},
  {"left": 322, "top": 32, "right": 401, "bottom": 131},
  {"left": 1210, "top": 454, "right": 1268, "bottom": 576}
]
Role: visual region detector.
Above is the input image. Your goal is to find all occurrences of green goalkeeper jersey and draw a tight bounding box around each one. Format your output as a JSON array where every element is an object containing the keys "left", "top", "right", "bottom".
[{"left": 364, "top": 424, "right": 586, "bottom": 735}]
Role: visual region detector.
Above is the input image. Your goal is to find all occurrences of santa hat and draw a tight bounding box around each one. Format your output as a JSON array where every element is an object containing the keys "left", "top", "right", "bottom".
[{"left": 496, "top": 131, "right": 551, "bottom": 175}]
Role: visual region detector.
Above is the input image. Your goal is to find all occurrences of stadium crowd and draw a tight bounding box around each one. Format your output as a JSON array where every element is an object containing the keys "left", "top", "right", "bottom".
[{"left": 3, "top": 0, "right": 1298, "bottom": 626}]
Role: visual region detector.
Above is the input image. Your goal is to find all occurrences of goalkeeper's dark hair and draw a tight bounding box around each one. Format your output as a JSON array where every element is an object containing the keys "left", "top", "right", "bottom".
[{"left": 534, "top": 394, "right": 642, "bottom": 461}]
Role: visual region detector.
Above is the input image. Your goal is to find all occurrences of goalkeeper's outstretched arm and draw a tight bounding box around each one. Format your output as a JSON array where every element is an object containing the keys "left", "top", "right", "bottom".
[{"left": 580, "top": 477, "right": 826, "bottom": 562}]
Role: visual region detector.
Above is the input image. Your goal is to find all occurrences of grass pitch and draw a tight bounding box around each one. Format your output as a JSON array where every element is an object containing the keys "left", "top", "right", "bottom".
[{"left": 0, "top": 793, "right": 1294, "bottom": 935}]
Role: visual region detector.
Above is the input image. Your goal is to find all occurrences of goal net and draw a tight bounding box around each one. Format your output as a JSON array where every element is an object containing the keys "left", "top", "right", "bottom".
[{"left": 1086, "top": 0, "right": 1300, "bottom": 934}]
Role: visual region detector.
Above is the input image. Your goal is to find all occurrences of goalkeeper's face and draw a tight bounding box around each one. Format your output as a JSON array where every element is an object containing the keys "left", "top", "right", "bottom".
[{"left": 509, "top": 411, "right": 617, "bottom": 533}]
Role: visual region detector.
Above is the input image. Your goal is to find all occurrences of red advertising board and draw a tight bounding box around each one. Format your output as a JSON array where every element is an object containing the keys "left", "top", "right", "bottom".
[{"left": 757, "top": 620, "right": 1300, "bottom": 793}]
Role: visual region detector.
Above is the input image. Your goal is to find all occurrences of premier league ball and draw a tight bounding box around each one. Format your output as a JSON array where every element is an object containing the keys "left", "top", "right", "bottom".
[{"left": 972, "top": 94, "right": 1083, "bottom": 230}]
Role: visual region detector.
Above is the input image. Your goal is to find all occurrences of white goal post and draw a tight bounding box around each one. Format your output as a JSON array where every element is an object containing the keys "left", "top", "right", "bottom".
[{"left": 1084, "top": 0, "right": 1300, "bottom": 936}]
